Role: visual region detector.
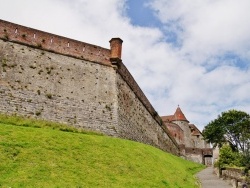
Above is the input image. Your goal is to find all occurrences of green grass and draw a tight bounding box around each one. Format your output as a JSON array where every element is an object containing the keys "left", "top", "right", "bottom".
[
  {"left": 0, "top": 114, "right": 205, "bottom": 187},
  {"left": 0, "top": 114, "right": 102, "bottom": 135}
]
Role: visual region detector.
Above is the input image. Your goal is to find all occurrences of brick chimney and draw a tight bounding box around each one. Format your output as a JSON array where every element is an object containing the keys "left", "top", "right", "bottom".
[{"left": 109, "top": 38, "right": 123, "bottom": 62}]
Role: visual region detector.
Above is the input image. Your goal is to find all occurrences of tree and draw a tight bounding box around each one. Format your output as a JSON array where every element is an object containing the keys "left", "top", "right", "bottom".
[
  {"left": 203, "top": 110, "right": 250, "bottom": 167},
  {"left": 216, "top": 145, "right": 242, "bottom": 167}
]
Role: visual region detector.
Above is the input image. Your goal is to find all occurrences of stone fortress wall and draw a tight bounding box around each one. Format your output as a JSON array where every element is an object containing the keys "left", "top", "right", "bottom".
[{"left": 0, "top": 19, "right": 179, "bottom": 155}]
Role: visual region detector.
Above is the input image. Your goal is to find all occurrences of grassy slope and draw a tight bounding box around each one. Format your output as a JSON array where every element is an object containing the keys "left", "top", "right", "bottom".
[{"left": 0, "top": 116, "right": 204, "bottom": 188}]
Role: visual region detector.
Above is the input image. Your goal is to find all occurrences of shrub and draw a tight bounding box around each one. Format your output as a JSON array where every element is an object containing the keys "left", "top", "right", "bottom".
[
  {"left": 37, "top": 43, "right": 42, "bottom": 48},
  {"left": 218, "top": 144, "right": 243, "bottom": 168},
  {"left": 3, "top": 34, "right": 9, "bottom": 41},
  {"left": 46, "top": 93, "right": 52, "bottom": 99}
]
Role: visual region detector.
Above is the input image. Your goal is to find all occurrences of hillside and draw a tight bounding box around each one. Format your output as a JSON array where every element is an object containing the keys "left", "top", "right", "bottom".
[{"left": 0, "top": 115, "right": 204, "bottom": 187}]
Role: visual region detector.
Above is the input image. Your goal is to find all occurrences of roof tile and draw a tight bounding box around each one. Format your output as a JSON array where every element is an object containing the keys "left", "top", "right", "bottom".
[{"left": 172, "top": 106, "right": 189, "bottom": 122}]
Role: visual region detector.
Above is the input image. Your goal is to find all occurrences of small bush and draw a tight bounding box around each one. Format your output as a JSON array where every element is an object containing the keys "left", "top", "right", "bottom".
[
  {"left": 2, "top": 59, "right": 8, "bottom": 67},
  {"left": 105, "top": 105, "right": 111, "bottom": 111},
  {"left": 3, "top": 34, "right": 9, "bottom": 41},
  {"left": 46, "top": 93, "right": 52, "bottom": 99},
  {"left": 218, "top": 145, "right": 243, "bottom": 168},
  {"left": 35, "top": 111, "right": 41, "bottom": 116},
  {"left": 29, "top": 65, "right": 36, "bottom": 69},
  {"left": 37, "top": 43, "right": 42, "bottom": 48}
]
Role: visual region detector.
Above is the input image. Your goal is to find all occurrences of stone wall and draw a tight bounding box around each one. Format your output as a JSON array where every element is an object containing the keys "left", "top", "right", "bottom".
[
  {"left": 115, "top": 63, "right": 179, "bottom": 154},
  {"left": 184, "top": 148, "right": 213, "bottom": 165},
  {"left": 220, "top": 167, "right": 249, "bottom": 188},
  {"left": 0, "top": 40, "right": 118, "bottom": 135},
  {"left": 172, "top": 120, "right": 193, "bottom": 148},
  {"left": 163, "top": 122, "right": 184, "bottom": 145},
  {"left": 0, "top": 19, "right": 110, "bottom": 65},
  {"left": 185, "top": 148, "right": 203, "bottom": 163},
  {"left": 0, "top": 19, "right": 179, "bottom": 155}
]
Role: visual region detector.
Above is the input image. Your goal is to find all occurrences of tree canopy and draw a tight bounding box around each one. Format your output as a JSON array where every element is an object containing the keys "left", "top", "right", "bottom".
[{"left": 203, "top": 109, "right": 250, "bottom": 167}]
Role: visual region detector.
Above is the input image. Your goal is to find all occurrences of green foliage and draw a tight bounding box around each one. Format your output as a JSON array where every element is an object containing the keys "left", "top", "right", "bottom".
[
  {"left": 203, "top": 109, "right": 250, "bottom": 168},
  {"left": 0, "top": 113, "right": 102, "bottom": 136},
  {"left": 0, "top": 114, "right": 204, "bottom": 187},
  {"left": 36, "top": 43, "right": 42, "bottom": 48},
  {"left": 45, "top": 93, "right": 52, "bottom": 99},
  {"left": 3, "top": 34, "right": 9, "bottom": 41},
  {"left": 1, "top": 58, "right": 8, "bottom": 68},
  {"left": 217, "top": 145, "right": 243, "bottom": 168}
]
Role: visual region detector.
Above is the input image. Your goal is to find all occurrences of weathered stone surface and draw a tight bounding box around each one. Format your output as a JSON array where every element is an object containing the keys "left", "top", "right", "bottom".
[
  {"left": 116, "top": 72, "right": 178, "bottom": 155},
  {"left": 0, "top": 40, "right": 118, "bottom": 135},
  {"left": 0, "top": 19, "right": 179, "bottom": 155},
  {"left": 221, "top": 167, "right": 249, "bottom": 188}
]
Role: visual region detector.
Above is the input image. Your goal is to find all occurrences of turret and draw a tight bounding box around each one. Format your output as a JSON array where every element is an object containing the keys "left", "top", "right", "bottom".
[
  {"left": 171, "top": 106, "right": 189, "bottom": 123},
  {"left": 109, "top": 38, "right": 123, "bottom": 63}
]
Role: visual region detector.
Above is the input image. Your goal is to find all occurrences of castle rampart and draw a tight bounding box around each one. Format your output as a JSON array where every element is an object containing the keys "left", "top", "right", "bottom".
[
  {"left": 0, "top": 19, "right": 111, "bottom": 66},
  {"left": 0, "top": 19, "right": 179, "bottom": 155}
]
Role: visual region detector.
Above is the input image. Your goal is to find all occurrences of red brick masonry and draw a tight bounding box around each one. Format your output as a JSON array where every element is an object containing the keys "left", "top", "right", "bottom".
[{"left": 0, "top": 19, "right": 111, "bottom": 66}]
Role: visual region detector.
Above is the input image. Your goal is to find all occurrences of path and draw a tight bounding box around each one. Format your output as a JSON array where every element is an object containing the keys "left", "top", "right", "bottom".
[{"left": 196, "top": 167, "right": 232, "bottom": 188}]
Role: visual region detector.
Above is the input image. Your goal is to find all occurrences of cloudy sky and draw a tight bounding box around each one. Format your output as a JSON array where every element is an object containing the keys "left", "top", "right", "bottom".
[{"left": 1, "top": 0, "right": 250, "bottom": 130}]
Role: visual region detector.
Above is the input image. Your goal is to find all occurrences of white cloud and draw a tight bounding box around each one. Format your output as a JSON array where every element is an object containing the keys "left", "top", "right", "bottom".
[
  {"left": 0, "top": 0, "right": 250, "bottom": 130},
  {"left": 146, "top": 0, "right": 250, "bottom": 128},
  {"left": 149, "top": 0, "right": 250, "bottom": 63}
]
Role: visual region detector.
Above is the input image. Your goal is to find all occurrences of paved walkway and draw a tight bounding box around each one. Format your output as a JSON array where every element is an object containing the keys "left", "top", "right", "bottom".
[{"left": 196, "top": 167, "right": 232, "bottom": 188}]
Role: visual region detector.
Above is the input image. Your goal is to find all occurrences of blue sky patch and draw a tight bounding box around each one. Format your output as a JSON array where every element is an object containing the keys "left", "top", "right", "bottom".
[
  {"left": 204, "top": 52, "right": 249, "bottom": 73},
  {"left": 221, "top": 52, "right": 249, "bottom": 70},
  {"left": 126, "top": 0, "right": 162, "bottom": 28},
  {"left": 126, "top": 0, "right": 183, "bottom": 48}
]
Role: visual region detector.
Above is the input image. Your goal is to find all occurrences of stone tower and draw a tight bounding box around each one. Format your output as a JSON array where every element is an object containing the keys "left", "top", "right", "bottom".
[
  {"left": 162, "top": 106, "right": 213, "bottom": 165},
  {"left": 171, "top": 106, "right": 193, "bottom": 147}
]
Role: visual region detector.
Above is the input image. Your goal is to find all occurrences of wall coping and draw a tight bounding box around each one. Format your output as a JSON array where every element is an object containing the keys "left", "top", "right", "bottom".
[
  {"left": 113, "top": 61, "right": 179, "bottom": 149},
  {"left": 0, "top": 19, "right": 111, "bottom": 66},
  {"left": 0, "top": 19, "right": 179, "bottom": 152}
]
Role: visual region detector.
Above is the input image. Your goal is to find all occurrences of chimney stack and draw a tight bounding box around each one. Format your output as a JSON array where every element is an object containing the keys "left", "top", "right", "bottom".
[{"left": 109, "top": 38, "right": 123, "bottom": 62}]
